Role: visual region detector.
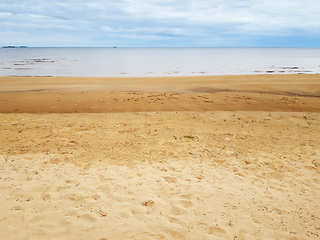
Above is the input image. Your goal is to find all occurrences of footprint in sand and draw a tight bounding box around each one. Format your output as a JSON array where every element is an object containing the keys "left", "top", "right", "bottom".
[
  {"left": 11, "top": 206, "right": 24, "bottom": 211},
  {"left": 178, "top": 200, "right": 193, "bottom": 208},
  {"left": 131, "top": 206, "right": 147, "bottom": 216},
  {"left": 167, "top": 216, "right": 181, "bottom": 224},
  {"left": 142, "top": 199, "right": 155, "bottom": 208},
  {"left": 41, "top": 193, "right": 51, "bottom": 201},
  {"left": 132, "top": 200, "right": 156, "bottom": 215},
  {"left": 162, "top": 175, "right": 179, "bottom": 184},
  {"left": 207, "top": 225, "right": 227, "bottom": 236},
  {"left": 78, "top": 213, "right": 98, "bottom": 223},
  {"left": 171, "top": 205, "right": 186, "bottom": 216}
]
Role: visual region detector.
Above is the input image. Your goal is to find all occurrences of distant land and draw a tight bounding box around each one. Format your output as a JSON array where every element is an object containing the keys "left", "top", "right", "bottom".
[{"left": 2, "top": 45, "right": 28, "bottom": 48}]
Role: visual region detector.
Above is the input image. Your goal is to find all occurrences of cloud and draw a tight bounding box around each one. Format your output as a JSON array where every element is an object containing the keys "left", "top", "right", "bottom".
[
  {"left": 0, "top": 12, "right": 13, "bottom": 18},
  {"left": 0, "top": 0, "right": 319, "bottom": 46}
]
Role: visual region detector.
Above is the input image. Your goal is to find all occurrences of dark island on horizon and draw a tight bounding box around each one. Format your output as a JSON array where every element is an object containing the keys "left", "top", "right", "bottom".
[{"left": 2, "top": 45, "right": 28, "bottom": 48}]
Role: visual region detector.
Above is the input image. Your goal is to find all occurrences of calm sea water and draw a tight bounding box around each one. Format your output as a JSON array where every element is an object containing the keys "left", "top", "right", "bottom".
[{"left": 0, "top": 48, "right": 319, "bottom": 77}]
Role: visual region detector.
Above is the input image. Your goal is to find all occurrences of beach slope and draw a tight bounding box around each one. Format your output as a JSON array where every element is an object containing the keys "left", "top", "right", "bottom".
[{"left": 0, "top": 75, "right": 320, "bottom": 239}]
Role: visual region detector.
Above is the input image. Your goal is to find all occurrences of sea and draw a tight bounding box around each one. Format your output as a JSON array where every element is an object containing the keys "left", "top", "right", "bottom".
[{"left": 0, "top": 47, "right": 319, "bottom": 77}]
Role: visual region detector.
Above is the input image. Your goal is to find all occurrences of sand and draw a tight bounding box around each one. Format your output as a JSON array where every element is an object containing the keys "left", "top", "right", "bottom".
[{"left": 0, "top": 75, "right": 320, "bottom": 239}]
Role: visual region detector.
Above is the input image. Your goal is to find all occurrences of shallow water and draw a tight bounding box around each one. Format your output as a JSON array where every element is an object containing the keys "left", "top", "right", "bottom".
[{"left": 0, "top": 47, "right": 319, "bottom": 77}]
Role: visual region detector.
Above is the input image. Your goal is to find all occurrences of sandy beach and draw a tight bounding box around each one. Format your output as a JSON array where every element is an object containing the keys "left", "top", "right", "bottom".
[{"left": 1, "top": 74, "right": 320, "bottom": 239}]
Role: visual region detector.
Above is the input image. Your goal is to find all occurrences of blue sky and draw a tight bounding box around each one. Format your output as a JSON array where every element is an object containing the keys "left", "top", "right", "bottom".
[{"left": 1, "top": 0, "right": 319, "bottom": 47}]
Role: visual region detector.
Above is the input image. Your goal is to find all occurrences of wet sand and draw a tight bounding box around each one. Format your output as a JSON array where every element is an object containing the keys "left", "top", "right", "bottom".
[{"left": 0, "top": 75, "right": 320, "bottom": 239}]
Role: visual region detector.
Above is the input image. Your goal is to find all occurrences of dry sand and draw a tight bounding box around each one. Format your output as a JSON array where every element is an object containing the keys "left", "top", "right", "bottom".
[{"left": 0, "top": 75, "right": 320, "bottom": 239}]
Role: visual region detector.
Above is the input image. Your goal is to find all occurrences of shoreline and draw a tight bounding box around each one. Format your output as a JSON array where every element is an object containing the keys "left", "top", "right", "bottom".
[{"left": 1, "top": 74, "right": 320, "bottom": 93}]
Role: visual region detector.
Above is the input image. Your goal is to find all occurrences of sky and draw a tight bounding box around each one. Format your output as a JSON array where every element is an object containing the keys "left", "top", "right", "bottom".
[{"left": 0, "top": 0, "right": 320, "bottom": 47}]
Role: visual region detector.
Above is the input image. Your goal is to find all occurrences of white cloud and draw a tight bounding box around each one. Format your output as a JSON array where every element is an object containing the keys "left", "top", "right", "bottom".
[
  {"left": 0, "top": 12, "right": 13, "bottom": 18},
  {"left": 0, "top": 0, "right": 319, "bottom": 46}
]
